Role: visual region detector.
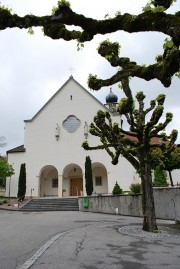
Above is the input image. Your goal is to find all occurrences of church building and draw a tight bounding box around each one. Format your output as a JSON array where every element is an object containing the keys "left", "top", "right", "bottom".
[{"left": 6, "top": 76, "right": 141, "bottom": 198}]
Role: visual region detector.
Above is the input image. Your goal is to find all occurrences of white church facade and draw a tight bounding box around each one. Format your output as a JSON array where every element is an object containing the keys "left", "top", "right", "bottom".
[{"left": 7, "top": 76, "right": 179, "bottom": 198}]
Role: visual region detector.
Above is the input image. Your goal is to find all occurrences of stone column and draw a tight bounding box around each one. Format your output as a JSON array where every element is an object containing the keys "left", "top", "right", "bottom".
[
  {"left": 82, "top": 174, "right": 87, "bottom": 196},
  {"left": 58, "top": 174, "right": 63, "bottom": 197},
  {"left": 36, "top": 175, "right": 40, "bottom": 198}
]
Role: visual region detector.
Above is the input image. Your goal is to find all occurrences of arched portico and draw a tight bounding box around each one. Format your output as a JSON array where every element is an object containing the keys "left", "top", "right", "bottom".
[
  {"left": 39, "top": 165, "right": 58, "bottom": 197},
  {"left": 92, "top": 162, "right": 108, "bottom": 194},
  {"left": 63, "top": 164, "right": 83, "bottom": 196}
]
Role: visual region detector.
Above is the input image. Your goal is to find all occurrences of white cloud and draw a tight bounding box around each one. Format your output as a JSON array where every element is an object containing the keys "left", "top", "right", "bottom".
[{"left": 0, "top": 0, "right": 180, "bottom": 155}]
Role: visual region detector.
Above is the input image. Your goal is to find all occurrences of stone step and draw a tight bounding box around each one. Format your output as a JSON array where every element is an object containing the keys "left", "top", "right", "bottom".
[{"left": 20, "top": 198, "right": 79, "bottom": 212}]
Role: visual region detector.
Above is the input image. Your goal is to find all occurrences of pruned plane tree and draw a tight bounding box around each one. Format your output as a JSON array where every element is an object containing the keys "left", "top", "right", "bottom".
[
  {"left": 82, "top": 79, "right": 178, "bottom": 232},
  {"left": 0, "top": 0, "right": 179, "bottom": 87},
  {"left": 0, "top": 0, "right": 179, "bottom": 232}
]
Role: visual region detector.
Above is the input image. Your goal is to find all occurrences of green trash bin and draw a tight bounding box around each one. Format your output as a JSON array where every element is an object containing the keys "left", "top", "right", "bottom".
[{"left": 83, "top": 197, "right": 89, "bottom": 208}]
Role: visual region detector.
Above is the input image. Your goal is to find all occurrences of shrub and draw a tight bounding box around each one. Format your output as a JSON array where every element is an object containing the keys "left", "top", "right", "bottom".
[
  {"left": 153, "top": 166, "right": 168, "bottom": 187},
  {"left": 0, "top": 177, "right": 6, "bottom": 188},
  {"left": 0, "top": 200, "right": 3, "bottom": 205},
  {"left": 112, "top": 181, "right": 122, "bottom": 195},
  {"left": 130, "top": 183, "right": 141, "bottom": 194},
  {"left": 3, "top": 199, "right": 7, "bottom": 204}
]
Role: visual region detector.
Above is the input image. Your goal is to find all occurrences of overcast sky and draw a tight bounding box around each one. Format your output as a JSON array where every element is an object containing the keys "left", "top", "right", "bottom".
[{"left": 0, "top": 0, "right": 180, "bottom": 155}]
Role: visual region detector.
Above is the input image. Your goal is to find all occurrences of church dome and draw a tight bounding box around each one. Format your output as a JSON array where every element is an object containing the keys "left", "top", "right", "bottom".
[{"left": 106, "top": 89, "right": 118, "bottom": 103}]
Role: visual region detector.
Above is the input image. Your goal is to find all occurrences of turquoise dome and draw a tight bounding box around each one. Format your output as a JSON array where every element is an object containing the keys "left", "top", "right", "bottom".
[{"left": 106, "top": 89, "right": 118, "bottom": 103}]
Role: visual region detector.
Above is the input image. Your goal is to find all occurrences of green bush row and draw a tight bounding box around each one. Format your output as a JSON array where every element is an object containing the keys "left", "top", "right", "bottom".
[
  {"left": 0, "top": 199, "right": 8, "bottom": 205},
  {"left": 112, "top": 181, "right": 141, "bottom": 195}
]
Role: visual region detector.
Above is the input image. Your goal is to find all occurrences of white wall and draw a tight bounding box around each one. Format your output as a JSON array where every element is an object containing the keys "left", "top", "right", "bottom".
[
  {"left": 24, "top": 78, "right": 136, "bottom": 195},
  {"left": 7, "top": 78, "right": 140, "bottom": 197},
  {"left": 6, "top": 152, "right": 26, "bottom": 197}
]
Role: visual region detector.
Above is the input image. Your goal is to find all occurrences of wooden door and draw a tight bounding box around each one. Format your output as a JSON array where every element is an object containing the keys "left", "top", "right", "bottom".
[{"left": 70, "top": 178, "right": 83, "bottom": 196}]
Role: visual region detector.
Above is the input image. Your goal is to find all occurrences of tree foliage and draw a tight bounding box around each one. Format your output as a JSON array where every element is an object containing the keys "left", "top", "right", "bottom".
[
  {"left": 0, "top": 177, "right": 6, "bottom": 188},
  {"left": 163, "top": 147, "right": 180, "bottom": 171},
  {"left": 0, "top": 156, "right": 14, "bottom": 189},
  {"left": 82, "top": 86, "right": 177, "bottom": 171},
  {"left": 0, "top": 136, "right": 6, "bottom": 149},
  {"left": 151, "top": 146, "right": 180, "bottom": 186},
  {"left": 0, "top": 1, "right": 179, "bottom": 89},
  {"left": 0, "top": 156, "right": 14, "bottom": 177},
  {"left": 82, "top": 85, "right": 178, "bottom": 231},
  {"left": 85, "top": 156, "right": 93, "bottom": 195},
  {"left": 0, "top": 0, "right": 179, "bottom": 232},
  {"left": 153, "top": 166, "right": 168, "bottom": 187},
  {"left": 164, "top": 148, "right": 180, "bottom": 186},
  {"left": 17, "top": 163, "right": 26, "bottom": 201},
  {"left": 0, "top": 157, "right": 8, "bottom": 188}
]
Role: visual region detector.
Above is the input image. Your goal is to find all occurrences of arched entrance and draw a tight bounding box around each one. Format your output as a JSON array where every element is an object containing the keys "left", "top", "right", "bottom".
[
  {"left": 92, "top": 162, "right": 108, "bottom": 194},
  {"left": 63, "top": 164, "right": 83, "bottom": 196},
  {"left": 39, "top": 165, "right": 58, "bottom": 197}
]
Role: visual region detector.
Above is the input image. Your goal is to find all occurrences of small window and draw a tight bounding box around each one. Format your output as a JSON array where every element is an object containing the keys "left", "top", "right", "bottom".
[
  {"left": 95, "top": 176, "right": 102, "bottom": 186},
  {"left": 52, "top": 178, "right": 58, "bottom": 188}
]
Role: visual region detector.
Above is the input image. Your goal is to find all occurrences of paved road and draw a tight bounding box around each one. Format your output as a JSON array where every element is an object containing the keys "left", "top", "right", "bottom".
[{"left": 0, "top": 210, "right": 179, "bottom": 269}]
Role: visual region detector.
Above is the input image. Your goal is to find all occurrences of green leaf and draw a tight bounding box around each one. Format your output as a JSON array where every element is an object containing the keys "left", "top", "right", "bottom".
[
  {"left": 28, "top": 27, "right": 34, "bottom": 35},
  {"left": 166, "top": 40, "right": 174, "bottom": 48}
]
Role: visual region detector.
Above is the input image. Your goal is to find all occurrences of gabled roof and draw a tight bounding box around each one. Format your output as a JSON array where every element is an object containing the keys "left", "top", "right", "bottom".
[
  {"left": 125, "top": 133, "right": 164, "bottom": 144},
  {"left": 7, "top": 145, "right": 25, "bottom": 154},
  {"left": 24, "top": 76, "right": 109, "bottom": 122},
  {"left": 125, "top": 132, "right": 180, "bottom": 146}
]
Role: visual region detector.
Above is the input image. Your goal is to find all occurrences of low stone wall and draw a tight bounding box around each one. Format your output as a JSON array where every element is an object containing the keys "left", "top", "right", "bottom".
[
  {"left": 79, "top": 187, "right": 180, "bottom": 223},
  {"left": 153, "top": 187, "right": 180, "bottom": 222}
]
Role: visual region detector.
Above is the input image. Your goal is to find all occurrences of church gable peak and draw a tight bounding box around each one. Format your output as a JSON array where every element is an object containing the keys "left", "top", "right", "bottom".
[{"left": 24, "top": 76, "right": 107, "bottom": 123}]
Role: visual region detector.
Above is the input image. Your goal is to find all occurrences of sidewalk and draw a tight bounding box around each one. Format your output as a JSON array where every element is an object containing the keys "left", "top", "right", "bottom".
[
  {"left": 18, "top": 218, "right": 180, "bottom": 269},
  {"left": 0, "top": 198, "right": 30, "bottom": 210}
]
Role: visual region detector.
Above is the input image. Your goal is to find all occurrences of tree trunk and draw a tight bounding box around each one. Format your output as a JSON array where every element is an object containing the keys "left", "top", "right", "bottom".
[
  {"left": 140, "top": 161, "right": 158, "bottom": 232},
  {"left": 168, "top": 170, "right": 174, "bottom": 187}
]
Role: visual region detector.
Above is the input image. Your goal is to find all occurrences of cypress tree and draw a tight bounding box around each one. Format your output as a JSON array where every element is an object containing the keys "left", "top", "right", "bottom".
[
  {"left": 85, "top": 156, "right": 93, "bottom": 195},
  {"left": 17, "top": 163, "right": 26, "bottom": 201}
]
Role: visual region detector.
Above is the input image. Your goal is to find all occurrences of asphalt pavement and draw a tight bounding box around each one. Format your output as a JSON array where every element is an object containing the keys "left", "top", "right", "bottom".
[{"left": 0, "top": 210, "right": 179, "bottom": 269}]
